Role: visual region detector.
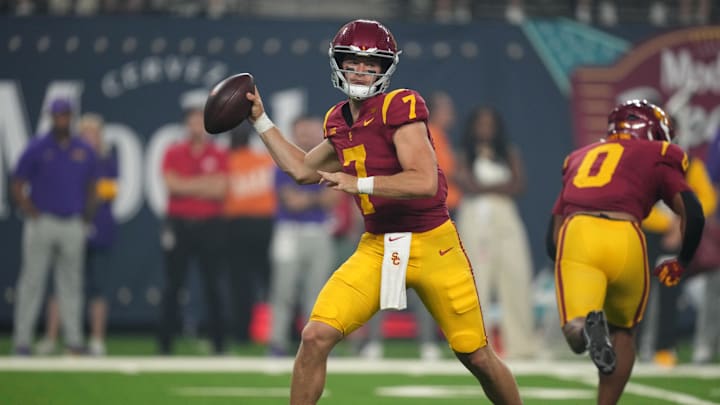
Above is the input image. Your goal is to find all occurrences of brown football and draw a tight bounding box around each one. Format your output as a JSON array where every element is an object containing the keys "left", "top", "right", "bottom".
[{"left": 203, "top": 73, "right": 255, "bottom": 134}]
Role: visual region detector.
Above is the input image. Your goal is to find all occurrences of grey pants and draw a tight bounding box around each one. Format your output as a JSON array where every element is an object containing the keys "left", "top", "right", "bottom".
[
  {"left": 693, "top": 270, "right": 720, "bottom": 362},
  {"left": 268, "top": 221, "right": 333, "bottom": 349},
  {"left": 13, "top": 214, "right": 85, "bottom": 349}
]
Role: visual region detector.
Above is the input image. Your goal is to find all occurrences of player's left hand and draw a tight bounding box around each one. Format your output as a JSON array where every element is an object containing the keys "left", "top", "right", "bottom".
[
  {"left": 317, "top": 170, "right": 358, "bottom": 194},
  {"left": 653, "top": 258, "right": 685, "bottom": 287}
]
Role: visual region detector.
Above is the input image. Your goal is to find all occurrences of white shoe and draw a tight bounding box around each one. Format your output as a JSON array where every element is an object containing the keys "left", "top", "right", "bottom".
[
  {"left": 692, "top": 346, "right": 712, "bottom": 364},
  {"left": 420, "top": 343, "right": 442, "bottom": 361},
  {"left": 360, "top": 341, "right": 383, "bottom": 359},
  {"left": 89, "top": 339, "right": 106, "bottom": 356},
  {"left": 35, "top": 339, "right": 56, "bottom": 356}
]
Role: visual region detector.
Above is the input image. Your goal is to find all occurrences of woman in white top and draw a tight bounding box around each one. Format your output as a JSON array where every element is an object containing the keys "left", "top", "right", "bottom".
[{"left": 455, "top": 106, "right": 536, "bottom": 359}]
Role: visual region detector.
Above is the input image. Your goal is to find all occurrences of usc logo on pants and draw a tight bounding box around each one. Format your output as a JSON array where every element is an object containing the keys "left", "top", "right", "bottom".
[{"left": 391, "top": 252, "right": 400, "bottom": 265}]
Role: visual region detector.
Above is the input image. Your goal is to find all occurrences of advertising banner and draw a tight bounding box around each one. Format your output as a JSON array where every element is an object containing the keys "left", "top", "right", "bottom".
[{"left": 571, "top": 26, "right": 720, "bottom": 150}]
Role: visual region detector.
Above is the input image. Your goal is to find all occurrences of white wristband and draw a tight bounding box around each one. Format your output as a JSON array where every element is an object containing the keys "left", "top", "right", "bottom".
[
  {"left": 357, "top": 176, "right": 374, "bottom": 195},
  {"left": 253, "top": 112, "right": 275, "bottom": 134}
]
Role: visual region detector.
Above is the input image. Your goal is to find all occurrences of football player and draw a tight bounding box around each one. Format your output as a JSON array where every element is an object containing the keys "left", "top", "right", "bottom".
[
  {"left": 547, "top": 100, "right": 705, "bottom": 404},
  {"left": 245, "top": 19, "right": 522, "bottom": 405}
]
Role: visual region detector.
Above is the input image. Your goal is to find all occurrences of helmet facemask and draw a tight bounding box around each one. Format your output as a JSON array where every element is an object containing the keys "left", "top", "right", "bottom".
[{"left": 329, "top": 46, "right": 400, "bottom": 100}]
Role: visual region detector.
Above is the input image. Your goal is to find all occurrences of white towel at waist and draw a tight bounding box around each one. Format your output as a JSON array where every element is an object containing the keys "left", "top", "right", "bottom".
[{"left": 380, "top": 232, "right": 412, "bottom": 310}]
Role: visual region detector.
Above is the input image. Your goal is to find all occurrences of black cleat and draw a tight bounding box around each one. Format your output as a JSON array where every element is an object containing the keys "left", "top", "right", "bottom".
[{"left": 584, "top": 310, "right": 616, "bottom": 375}]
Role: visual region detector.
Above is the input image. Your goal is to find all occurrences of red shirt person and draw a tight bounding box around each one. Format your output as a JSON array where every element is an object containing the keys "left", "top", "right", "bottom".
[{"left": 158, "top": 98, "right": 228, "bottom": 355}]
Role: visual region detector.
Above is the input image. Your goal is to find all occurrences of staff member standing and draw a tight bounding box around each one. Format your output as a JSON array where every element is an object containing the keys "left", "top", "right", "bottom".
[
  {"left": 35, "top": 113, "right": 119, "bottom": 357},
  {"left": 267, "top": 116, "right": 338, "bottom": 356},
  {"left": 223, "top": 122, "right": 276, "bottom": 344},
  {"left": 158, "top": 93, "right": 228, "bottom": 355},
  {"left": 12, "top": 98, "right": 98, "bottom": 355}
]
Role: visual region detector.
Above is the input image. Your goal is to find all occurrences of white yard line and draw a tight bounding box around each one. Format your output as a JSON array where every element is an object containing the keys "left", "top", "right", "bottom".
[
  {"left": 375, "top": 385, "right": 595, "bottom": 400},
  {"left": 0, "top": 357, "right": 718, "bottom": 379},
  {"left": 561, "top": 374, "right": 720, "bottom": 405},
  {"left": 173, "top": 386, "right": 595, "bottom": 401}
]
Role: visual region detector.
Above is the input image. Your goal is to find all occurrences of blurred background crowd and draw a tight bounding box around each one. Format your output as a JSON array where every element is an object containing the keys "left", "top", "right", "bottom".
[
  {"left": 1, "top": 0, "right": 718, "bottom": 26},
  {"left": 1, "top": 0, "right": 718, "bottom": 369}
]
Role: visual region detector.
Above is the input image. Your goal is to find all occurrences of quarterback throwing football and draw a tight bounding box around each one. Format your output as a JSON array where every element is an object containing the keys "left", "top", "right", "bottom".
[{"left": 246, "top": 19, "right": 522, "bottom": 405}]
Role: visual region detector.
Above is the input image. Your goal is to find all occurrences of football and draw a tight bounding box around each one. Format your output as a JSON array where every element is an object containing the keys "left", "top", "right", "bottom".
[{"left": 203, "top": 73, "right": 255, "bottom": 134}]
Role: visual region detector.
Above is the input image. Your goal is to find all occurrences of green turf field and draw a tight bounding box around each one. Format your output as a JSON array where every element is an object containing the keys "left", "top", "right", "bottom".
[
  {"left": 1, "top": 367, "right": 719, "bottom": 405},
  {"left": 0, "top": 335, "right": 718, "bottom": 404}
]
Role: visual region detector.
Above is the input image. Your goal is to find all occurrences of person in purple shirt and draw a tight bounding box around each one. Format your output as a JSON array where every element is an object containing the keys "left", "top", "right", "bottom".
[
  {"left": 692, "top": 128, "right": 720, "bottom": 363},
  {"left": 707, "top": 129, "right": 720, "bottom": 185},
  {"left": 36, "top": 113, "right": 117, "bottom": 356},
  {"left": 11, "top": 98, "right": 98, "bottom": 355},
  {"left": 267, "top": 117, "right": 339, "bottom": 356}
]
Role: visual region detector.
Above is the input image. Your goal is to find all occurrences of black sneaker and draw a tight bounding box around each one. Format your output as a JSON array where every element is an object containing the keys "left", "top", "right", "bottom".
[{"left": 584, "top": 310, "right": 616, "bottom": 375}]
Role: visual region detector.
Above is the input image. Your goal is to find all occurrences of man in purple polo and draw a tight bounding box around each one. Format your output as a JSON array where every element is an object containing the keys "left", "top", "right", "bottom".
[
  {"left": 11, "top": 98, "right": 98, "bottom": 355},
  {"left": 692, "top": 129, "right": 720, "bottom": 363}
]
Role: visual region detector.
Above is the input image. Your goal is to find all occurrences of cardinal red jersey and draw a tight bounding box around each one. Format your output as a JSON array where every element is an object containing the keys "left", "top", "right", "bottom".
[
  {"left": 553, "top": 138, "right": 690, "bottom": 220},
  {"left": 323, "top": 88, "right": 449, "bottom": 234}
]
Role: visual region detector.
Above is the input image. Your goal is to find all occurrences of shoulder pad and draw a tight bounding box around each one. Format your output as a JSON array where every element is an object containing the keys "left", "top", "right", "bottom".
[
  {"left": 322, "top": 102, "right": 344, "bottom": 138},
  {"left": 660, "top": 142, "right": 689, "bottom": 173},
  {"left": 381, "top": 89, "right": 429, "bottom": 127}
]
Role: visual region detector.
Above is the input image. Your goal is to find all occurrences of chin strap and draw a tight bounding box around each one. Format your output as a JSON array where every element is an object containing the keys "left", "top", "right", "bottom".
[{"left": 346, "top": 84, "right": 375, "bottom": 100}]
